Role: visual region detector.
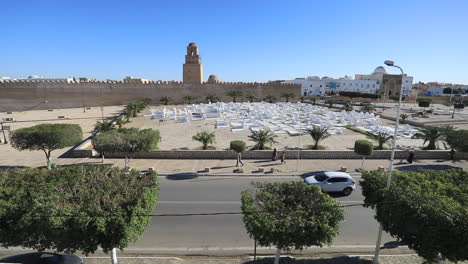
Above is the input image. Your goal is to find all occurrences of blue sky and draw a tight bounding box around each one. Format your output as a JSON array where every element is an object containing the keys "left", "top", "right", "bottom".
[{"left": 2, "top": 0, "right": 467, "bottom": 84}]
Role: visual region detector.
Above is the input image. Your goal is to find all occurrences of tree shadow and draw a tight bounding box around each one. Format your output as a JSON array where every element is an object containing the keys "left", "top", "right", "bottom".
[
  {"left": 382, "top": 240, "right": 405, "bottom": 249},
  {"left": 165, "top": 173, "right": 199, "bottom": 180},
  {"left": 397, "top": 164, "right": 463, "bottom": 171},
  {"left": 243, "top": 256, "right": 373, "bottom": 264},
  {"left": 211, "top": 166, "right": 234, "bottom": 169}
]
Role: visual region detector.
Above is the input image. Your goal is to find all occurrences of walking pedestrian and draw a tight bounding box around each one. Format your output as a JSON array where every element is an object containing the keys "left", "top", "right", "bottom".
[
  {"left": 450, "top": 149, "right": 455, "bottom": 161},
  {"left": 406, "top": 150, "right": 415, "bottom": 164},
  {"left": 281, "top": 151, "right": 286, "bottom": 164},
  {"left": 272, "top": 148, "right": 278, "bottom": 161},
  {"left": 236, "top": 152, "right": 244, "bottom": 167}
]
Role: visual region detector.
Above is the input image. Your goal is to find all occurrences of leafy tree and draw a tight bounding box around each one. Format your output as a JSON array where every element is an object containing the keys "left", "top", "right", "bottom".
[
  {"left": 92, "top": 130, "right": 121, "bottom": 163},
  {"left": 245, "top": 94, "right": 256, "bottom": 102},
  {"left": 230, "top": 140, "right": 246, "bottom": 153},
  {"left": 361, "top": 104, "right": 376, "bottom": 113},
  {"left": 281, "top": 92, "right": 295, "bottom": 103},
  {"left": 264, "top": 95, "right": 276, "bottom": 103},
  {"left": 248, "top": 129, "right": 278, "bottom": 150},
  {"left": 325, "top": 99, "right": 335, "bottom": 108},
  {"left": 118, "top": 128, "right": 159, "bottom": 167},
  {"left": 417, "top": 99, "right": 431, "bottom": 110},
  {"left": 311, "top": 97, "right": 317, "bottom": 105},
  {"left": 342, "top": 102, "right": 353, "bottom": 111},
  {"left": 241, "top": 181, "right": 345, "bottom": 264},
  {"left": 413, "top": 125, "right": 453, "bottom": 150},
  {"left": 360, "top": 169, "right": 468, "bottom": 263},
  {"left": 160, "top": 96, "right": 172, "bottom": 105},
  {"left": 300, "top": 96, "right": 305, "bottom": 103},
  {"left": 192, "top": 131, "right": 216, "bottom": 150},
  {"left": 122, "top": 102, "right": 138, "bottom": 118},
  {"left": 306, "top": 126, "right": 330, "bottom": 150},
  {"left": 450, "top": 103, "right": 465, "bottom": 118},
  {"left": 368, "top": 131, "right": 392, "bottom": 150},
  {"left": 183, "top": 95, "right": 198, "bottom": 104},
  {"left": 354, "top": 140, "right": 373, "bottom": 170},
  {"left": 94, "top": 120, "right": 115, "bottom": 133},
  {"left": 205, "top": 94, "right": 219, "bottom": 103},
  {"left": 400, "top": 113, "right": 408, "bottom": 123},
  {"left": 446, "top": 129, "right": 468, "bottom": 152},
  {"left": 115, "top": 115, "right": 128, "bottom": 128},
  {"left": 226, "top": 90, "right": 243, "bottom": 103},
  {"left": 10, "top": 124, "right": 83, "bottom": 169},
  {"left": 0, "top": 165, "right": 159, "bottom": 258}
]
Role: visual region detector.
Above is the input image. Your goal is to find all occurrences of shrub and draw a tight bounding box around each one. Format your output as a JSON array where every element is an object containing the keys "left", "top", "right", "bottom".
[
  {"left": 354, "top": 140, "right": 373, "bottom": 170},
  {"left": 230, "top": 140, "right": 246, "bottom": 153}
]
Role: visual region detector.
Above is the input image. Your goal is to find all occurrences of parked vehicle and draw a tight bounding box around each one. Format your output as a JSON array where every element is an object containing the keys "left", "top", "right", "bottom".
[
  {"left": 304, "top": 171, "right": 356, "bottom": 195},
  {"left": 0, "top": 252, "right": 82, "bottom": 264},
  {"left": 335, "top": 100, "right": 347, "bottom": 105},
  {"left": 359, "top": 102, "right": 372, "bottom": 106}
]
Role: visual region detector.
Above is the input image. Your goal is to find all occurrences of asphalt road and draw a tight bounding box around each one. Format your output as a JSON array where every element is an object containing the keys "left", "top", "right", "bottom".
[{"left": 127, "top": 175, "right": 395, "bottom": 253}]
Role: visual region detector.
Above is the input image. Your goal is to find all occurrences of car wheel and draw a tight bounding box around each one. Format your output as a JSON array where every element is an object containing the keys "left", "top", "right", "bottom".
[{"left": 342, "top": 187, "right": 352, "bottom": 196}]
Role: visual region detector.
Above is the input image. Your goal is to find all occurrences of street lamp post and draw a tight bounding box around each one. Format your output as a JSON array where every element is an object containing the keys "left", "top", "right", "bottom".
[{"left": 373, "top": 60, "right": 405, "bottom": 264}]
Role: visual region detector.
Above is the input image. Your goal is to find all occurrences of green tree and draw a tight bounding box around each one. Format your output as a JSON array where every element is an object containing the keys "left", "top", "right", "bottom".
[
  {"left": 230, "top": 140, "right": 246, "bottom": 153},
  {"left": 264, "top": 95, "right": 276, "bottom": 103},
  {"left": 205, "top": 94, "right": 219, "bottom": 103},
  {"left": 400, "top": 113, "right": 408, "bottom": 123},
  {"left": 360, "top": 104, "right": 376, "bottom": 113},
  {"left": 122, "top": 102, "right": 138, "bottom": 118},
  {"left": 300, "top": 96, "right": 305, "bottom": 103},
  {"left": 368, "top": 131, "right": 392, "bottom": 150},
  {"left": 248, "top": 129, "right": 278, "bottom": 150},
  {"left": 342, "top": 102, "right": 353, "bottom": 111},
  {"left": 417, "top": 99, "right": 431, "bottom": 110},
  {"left": 160, "top": 96, "right": 172, "bottom": 105},
  {"left": 10, "top": 124, "right": 83, "bottom": 169},
  {"left": 354, "top": 139, "right": 373, "bottom": 170},
  {"left": 281, "top": 92, "right": 295, "bottom": 103},
  {"left": 118, "top": 128, "right": 159, "bottom": 167},
  {"left": 94, "top": 120, "right": 115, "bottom": 133},
  {"left": 311, "top": 97, "right": 317, "bottom": 105},
  {"left": 360, "top": 169, "right": 468, "bottom": 263},
  {"left": 226, "top": 90, "right": 243, "bottom": 103},
  {"left": 241, "top": 181, "right": 345, "bottom": 264},
  {"left": 325, "top": 99, "right": 335, "bottom": 108},
  {"left": 413, "top": 125, "right": 452, "bottom": 150},
  {"left": 306, "top": 126, "right": 330, "bottom": 150},
  {"left": 0, "top": 165, "right": 159, "bottom": 260},
  {"left": 244, "top": 94, "right": 256, "bottom": 102},
  {"left": 115, "top": 115, "right": 128, "bottom": 128},
  {"left": 92, "top": 130, "right": 122, "bottom": 163},
  {"left": 192, "top": 131, "right": 216, "bottom": 150},
  {"left": 446, "top": 129, "right": 468, "bottom": 152},
  {"left": 183, "top": 95, "right": 198, "bottom": 104}
]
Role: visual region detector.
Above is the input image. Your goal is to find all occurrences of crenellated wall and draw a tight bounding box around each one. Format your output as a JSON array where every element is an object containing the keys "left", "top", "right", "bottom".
[{"left": 0, "top": 80, "right": 300, "bottom": 111}]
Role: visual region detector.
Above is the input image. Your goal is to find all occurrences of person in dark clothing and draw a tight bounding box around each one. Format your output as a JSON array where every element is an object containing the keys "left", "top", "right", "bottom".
[
  {"left": 450, "top": 149, "right": 455, "bottom": 161},
  {"left": 272, "top": 148, "right": 278, "bottom": 161},
  {"left": 407, "top": 150, "right": 415, "bottom": 164}
]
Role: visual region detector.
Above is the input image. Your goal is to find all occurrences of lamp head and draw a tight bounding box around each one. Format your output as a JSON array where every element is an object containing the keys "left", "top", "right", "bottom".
[{"left": 384, "top": 60, "right": 394, "bottom": 66}]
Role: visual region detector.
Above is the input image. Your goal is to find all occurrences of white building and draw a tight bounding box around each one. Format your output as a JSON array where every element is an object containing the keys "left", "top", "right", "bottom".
[
  {"left": 426, "top": 86, "right": 468, "bottom": 96},
  {"left": 284, "top": 66, "right": 413, "bottom": 97}
]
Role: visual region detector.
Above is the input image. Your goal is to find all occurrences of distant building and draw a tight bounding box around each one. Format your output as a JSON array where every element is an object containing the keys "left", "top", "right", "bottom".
[
  {"left": 73, "top": 77, "right": 97, "bottom": 83},
  {"left": 123, "top": 76, "right": 150, "bottom": 84},
  {"left": 284, "top": 66, "right": 413, "bottom": 97},
  {"left": 426, "top": 86, "right": 468, "bottom": 96}
]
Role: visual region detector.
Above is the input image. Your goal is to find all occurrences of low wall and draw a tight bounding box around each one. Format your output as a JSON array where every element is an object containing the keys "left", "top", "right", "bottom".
[{"left": 76, "top": 149, "right": 460, "bottom": 160}]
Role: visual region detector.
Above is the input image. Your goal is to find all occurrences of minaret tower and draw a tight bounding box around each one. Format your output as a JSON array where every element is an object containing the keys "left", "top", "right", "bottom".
[{"left": 183, "top": 42, "right": 203, "bottom": 84}]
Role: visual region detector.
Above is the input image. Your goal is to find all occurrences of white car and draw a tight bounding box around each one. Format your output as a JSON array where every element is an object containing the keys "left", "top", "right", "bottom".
[{"left": 304, "top": 171, "right": 356, "bottom": 195}]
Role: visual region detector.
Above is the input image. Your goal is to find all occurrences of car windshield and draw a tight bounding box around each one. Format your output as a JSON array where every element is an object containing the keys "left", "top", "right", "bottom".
[{"left": 314, "top": 174, "right": 328, "bottom": 182}]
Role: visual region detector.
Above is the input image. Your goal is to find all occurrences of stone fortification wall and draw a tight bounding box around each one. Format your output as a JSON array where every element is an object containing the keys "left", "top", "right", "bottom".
[{"left": 0, "top": 80, "right": 300, "bottom": 111}]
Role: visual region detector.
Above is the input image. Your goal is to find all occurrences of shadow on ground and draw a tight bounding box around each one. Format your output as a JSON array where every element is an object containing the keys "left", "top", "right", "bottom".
[
  {"left": 397, "top": 164, "right": 462, "bottom": 171},
  {"left": 243, "top": 256, "right": 372, "bottom": 264},
  {"left": 165, "top": 173, "right": 199, "bottom": 180},
  {"left": 300, "top": 171, "right": 325, "bottom": 179}
]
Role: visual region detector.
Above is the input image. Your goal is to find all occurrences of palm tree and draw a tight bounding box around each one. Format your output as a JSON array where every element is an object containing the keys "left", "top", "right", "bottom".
[
  {"left": 300, "top": 96, "right": 305, "bottom": 103},
  {"left": 307, "top": 126, "right": 330, "bottom": 150},
  {"left": 94, "top": 120, "right": 115, "bottom": 133},
  {"left": 227, "top": 90, "right": 243, "bottom": 102},
  {"left": 248, "top": 129, "right": 278, "bottom": 150},
  {"left": 160, "top": 96, "right": 173, "bottom": 105},
  {"left": 183, "top": 95, "right": 198, "bottom": 104},
  {"left": 400, "top": 113, "right": 408, "bottom": 124},
  {"left": 123, "top": 102, "right": 138, "bottom": 118},
  {"left": 115, "top": 115, "right": 128, "bottom": 128},
  {"left": 245, "top": 94, "right": 256, "bottom": 102},
  {"left": 369, "top": 131, "right": 392, "bottom": 150},
  {"left": 342, "top": 102, "right": 353, "bottom": 111},
  {"left": 281, "top": 92, "right": 295, "bottom": 103},
  {"left": 361, "top": 104, "right": 376, "bottom": 113},
  {"left": 264, "top": 95, "right": 276, "bottom": 103},
  {"left": 205, "top": 94, "right": 219, "bottom": 103},
  {"left": 413, "top": 125, "right": 453, "bottom": 150},
  {"left": 192, "top": 131, "right": 216, "bottom": 150}
]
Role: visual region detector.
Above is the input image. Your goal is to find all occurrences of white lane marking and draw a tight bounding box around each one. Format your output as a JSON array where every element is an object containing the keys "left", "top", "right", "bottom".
[
  {"left": 126, "top": 245, "right": 409, "bottom": 250},
  {"left": 83, "top": 257, "right": 182, "bottom": 260}
]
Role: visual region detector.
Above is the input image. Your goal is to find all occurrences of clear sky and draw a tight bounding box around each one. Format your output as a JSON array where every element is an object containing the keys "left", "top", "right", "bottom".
[{"left": 2, "top": 0, "right": 467, "bottom": 84}]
